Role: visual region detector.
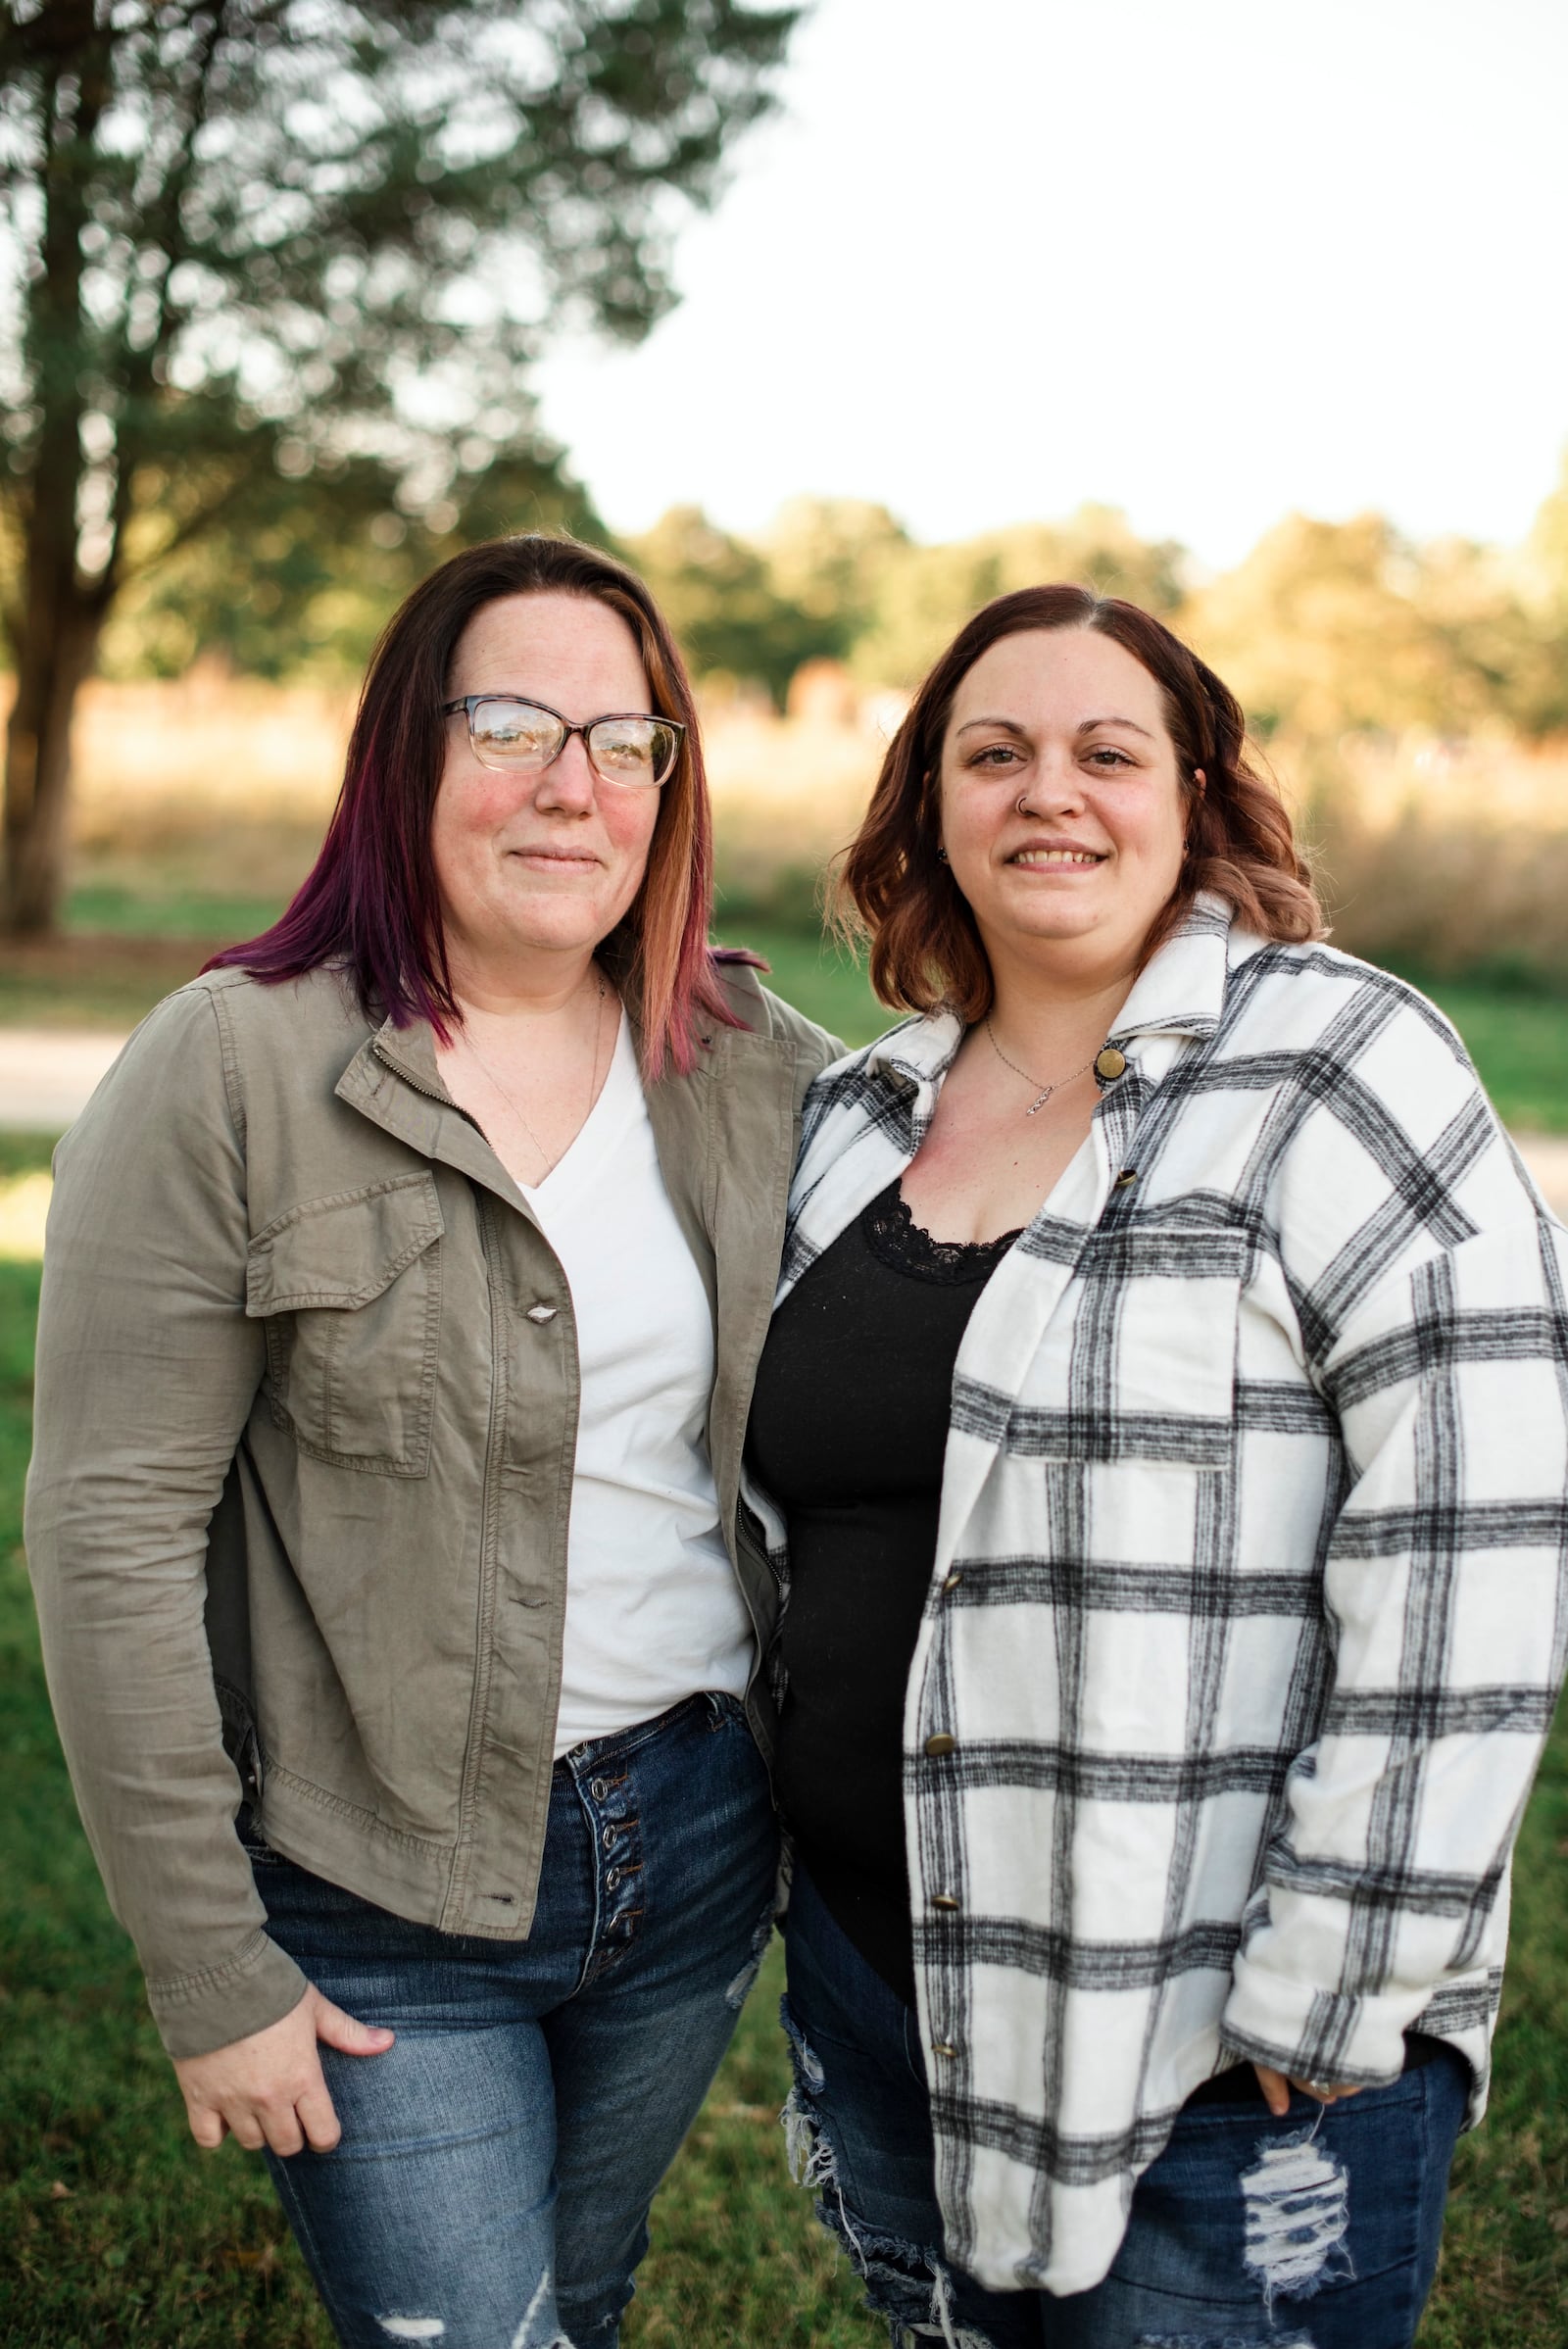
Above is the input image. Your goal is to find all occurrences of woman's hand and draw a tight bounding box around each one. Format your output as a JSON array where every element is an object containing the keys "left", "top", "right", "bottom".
[
  {"left": 172, "top": 1984, "right": 395, "bottom": 2154},
  {"left": 1251, "top": 2063, "right": 1365, "bottom": 2118}
]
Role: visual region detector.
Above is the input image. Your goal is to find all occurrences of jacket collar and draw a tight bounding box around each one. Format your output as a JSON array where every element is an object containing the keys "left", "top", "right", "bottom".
[
  {"left": 334, "top": 953, "right": 791, "bottom": 1232},
  {"left": 368, "top": 1011, "right": 449, "bottom": 1100},
  {"left": 863, "top": 891, "right": 1237, "bottom": 1101},
  {"left": 1106, "top": 889, "right": 1234, "bottom": 1045}
]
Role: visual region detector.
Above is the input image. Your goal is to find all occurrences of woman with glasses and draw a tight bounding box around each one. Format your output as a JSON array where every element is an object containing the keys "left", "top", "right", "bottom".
[
  {"left": 744, "top": 585, "right": 1568, "bottom": 2347},
  {"left": 28, "top": 535, "right": 840, "bottom": 2348}
]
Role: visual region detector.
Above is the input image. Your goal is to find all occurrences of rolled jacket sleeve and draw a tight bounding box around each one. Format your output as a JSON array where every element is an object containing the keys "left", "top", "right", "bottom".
[
  {"left": 25, "top": 987, "right": 308, "bottom": 2058},
  {"left": 1222, "top": 1205, "right": 1568, "bottom": 2087}
]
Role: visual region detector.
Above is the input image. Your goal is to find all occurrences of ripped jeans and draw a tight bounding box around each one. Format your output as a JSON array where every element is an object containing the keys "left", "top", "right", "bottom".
[
  {"left": 247, "top": 1691, "right": 776, "bottom": 2349},
  {"left": 781, "top": 1864, "right": 1469, "bottom": 2349}
]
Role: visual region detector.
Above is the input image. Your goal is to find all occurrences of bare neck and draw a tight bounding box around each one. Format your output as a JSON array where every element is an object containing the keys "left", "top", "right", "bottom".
[
  {"left": 983, "top": 937, "right": 1141, "bottom": 1061},
  {"left": 447, "top": 941, "right": 603, "bottom": 1025}
]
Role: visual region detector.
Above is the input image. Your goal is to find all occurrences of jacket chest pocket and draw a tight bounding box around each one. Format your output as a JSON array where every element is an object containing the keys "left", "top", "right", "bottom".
[
  {"left": 247, "top": 1174, "right": 444, "bottom": 1476},
  {"left": 1019, "top": 1226, "right": 1249, "bottom": 1466}
]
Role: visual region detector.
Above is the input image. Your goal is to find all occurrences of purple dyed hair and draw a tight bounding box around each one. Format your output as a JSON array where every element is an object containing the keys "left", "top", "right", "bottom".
[{"left": 205, "top": 534, "right": 751, "bottom": 1076}]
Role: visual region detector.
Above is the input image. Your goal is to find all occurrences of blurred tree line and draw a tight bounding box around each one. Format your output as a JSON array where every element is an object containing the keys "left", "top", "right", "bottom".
[
  {"left": 87, "top": 460, "right": 1568, "bottom": 751},
  {"left": 617, "top": 476, "right": 1568, "bottom": 743}
]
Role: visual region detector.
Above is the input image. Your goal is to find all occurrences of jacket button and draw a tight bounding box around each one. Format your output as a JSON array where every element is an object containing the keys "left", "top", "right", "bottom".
[
  {"left": 1095, "top": 1046, "right": 1128, "bottom": 1081},
  {"left": 941, "top": 1571, "right": 963, "bottom": 1594},
  {"left": 932, "top": 1892, "right": 961, "bottom": 1911},
  {"left": 924, "top": 1733, "right": 956, "bottom": 1757},
  {"left": 525, "top": 1303, "right": 558, "bottom": 1324},
  {"left": 1113, "top": 1169, "right": 1138, "bottom": 1190}
]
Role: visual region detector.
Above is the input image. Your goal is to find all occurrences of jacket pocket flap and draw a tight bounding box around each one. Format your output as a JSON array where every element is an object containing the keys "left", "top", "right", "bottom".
[{"left": 247, "top": 1175, "right": 444, "bottom": 1315}]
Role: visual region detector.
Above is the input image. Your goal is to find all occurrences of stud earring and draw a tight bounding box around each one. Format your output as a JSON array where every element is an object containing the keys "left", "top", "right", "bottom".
[{"left": 936, "top": 846, "right": 949, "bottom": 862}]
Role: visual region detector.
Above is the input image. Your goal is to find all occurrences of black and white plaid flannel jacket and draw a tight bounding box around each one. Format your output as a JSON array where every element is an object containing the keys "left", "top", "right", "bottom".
[{"left": 746, "top": 893, "right": 1568, "bottom": 2296}]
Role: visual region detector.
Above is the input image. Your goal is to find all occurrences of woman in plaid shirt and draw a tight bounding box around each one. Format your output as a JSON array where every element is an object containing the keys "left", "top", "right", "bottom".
[{"left": 745, "top": 587, "right": 1568, "bottom": 2347}]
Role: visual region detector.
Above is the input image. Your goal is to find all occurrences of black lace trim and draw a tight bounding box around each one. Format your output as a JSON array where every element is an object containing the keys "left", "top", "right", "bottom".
[{"left": 859, "top": 1180, "right": 1023, "bottom": 1285}]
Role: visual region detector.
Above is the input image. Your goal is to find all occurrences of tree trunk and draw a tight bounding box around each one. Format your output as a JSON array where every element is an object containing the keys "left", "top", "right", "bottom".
[
  {"left": 2, "top": 13, "right": 112, "bottom": 937},
  {"left": 2, "top": 595, "right": 102, "bottom": 936}
]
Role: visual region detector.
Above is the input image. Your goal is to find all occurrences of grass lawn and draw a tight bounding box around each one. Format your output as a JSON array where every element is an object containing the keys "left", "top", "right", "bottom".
[{"left": 1, "top": 1115, "right": 1566, "bottom": 2343}]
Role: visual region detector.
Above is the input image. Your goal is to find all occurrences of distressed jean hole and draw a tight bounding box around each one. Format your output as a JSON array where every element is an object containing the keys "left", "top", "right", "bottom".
[
  {"left": 1240, "top": 2125, "right": 1353, "bottom": 2311},
  {"left": 725, "top": 1898, "right": 777, "bottom": 2011},
  {"left": 1133, "top": 2336, "right": 1318, "bottom": 2348},
  {"left": 777, "top": 2011, "right": 997, "bottom": 2349},
  {"left": 504, "top": 2267, "right": 565, "bottom": 2349}
]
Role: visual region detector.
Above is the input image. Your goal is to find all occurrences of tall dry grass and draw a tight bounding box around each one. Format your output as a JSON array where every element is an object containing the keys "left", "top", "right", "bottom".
[
  {"left": 1291, "top": 731, "right": 1568, "bottom": 987},
  {"left": 63, "top": 674, "right": 893, "bottom": 917},
  {"left": 52, "top": 676, "right": 1568, "bottom": 986}
]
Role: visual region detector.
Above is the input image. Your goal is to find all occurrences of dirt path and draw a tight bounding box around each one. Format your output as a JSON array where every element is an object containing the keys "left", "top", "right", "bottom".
[{"left": 1, "top": 1029, "right": 137, "bottom": 1136}]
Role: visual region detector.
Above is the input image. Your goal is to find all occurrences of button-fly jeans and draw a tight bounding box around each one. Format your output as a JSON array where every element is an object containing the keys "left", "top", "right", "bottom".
[
  {"left": 782, "top": 1863, "right": 1470, "bottom": 2349},
  {"left": 246, "top": 1691, "right": 776, "bottom": 2349}
]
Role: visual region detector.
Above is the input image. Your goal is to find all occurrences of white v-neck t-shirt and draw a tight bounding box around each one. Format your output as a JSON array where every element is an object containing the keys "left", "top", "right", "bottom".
[{"left": 520, "top": 1012, "right": 753, "bottom": 1756}]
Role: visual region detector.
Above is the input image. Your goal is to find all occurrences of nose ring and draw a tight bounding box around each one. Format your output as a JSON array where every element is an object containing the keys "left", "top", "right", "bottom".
[{"left": 1016, "top": 793, "right": 1031, "bottom": 816}]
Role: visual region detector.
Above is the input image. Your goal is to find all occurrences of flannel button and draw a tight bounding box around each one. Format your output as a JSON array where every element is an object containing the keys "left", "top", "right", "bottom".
[
  {"left": 941, "top": 1571, "right": 963, "bottom": 1594},
  {"left": 1095, "top": 1046, "right": 1128, "bottom": 1081},
  {"left": 932, "top": 1892, "right": 961, "bottom": 1911},
  {"left": 525, "top": 1303, "right": 558, "bottom": 1324},
  {"left": 924, "top": 1733, "right": 956, "bottom": 1757},
  {"left": 1113, "top": 1168, "right": 1138, "bottom": 1190},
  {"left": 931, "top": 2040, "right": 958, "bottom": 2058}
]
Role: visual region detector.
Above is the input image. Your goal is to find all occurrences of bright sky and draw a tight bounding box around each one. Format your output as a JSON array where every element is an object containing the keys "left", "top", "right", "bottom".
[{"left": 532, "top": 0, "right": 1568, "bottom": 569}]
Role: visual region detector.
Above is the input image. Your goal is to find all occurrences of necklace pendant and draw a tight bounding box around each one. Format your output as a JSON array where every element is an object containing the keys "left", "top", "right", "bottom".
[{"left": 1026, "top": 1088, "right": 1053, "bottom": 1117}]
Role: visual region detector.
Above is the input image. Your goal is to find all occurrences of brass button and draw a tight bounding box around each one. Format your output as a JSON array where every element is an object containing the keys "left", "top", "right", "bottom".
[
  {"left": 924, "top": 1733, "right": 956, "bottom": 1757},
  {"left": 1113, "top": 1169, "right": 1138, "bottom": 1189},
  {"left": 932, "top": 1892, "right": 961, "bottom": 1911},
  {"left": 525, "top": 1303, "right": 558, "bottom": 1324},
  {"left": 1095, "top": 1046, "right": 1128, "bottom": 1081},
  {"left": 931, "top": 2040, "right": 958, "bottom": 2059},
  {"left": 941, "top": 1571, "right": 963, "bottom": 1594}
]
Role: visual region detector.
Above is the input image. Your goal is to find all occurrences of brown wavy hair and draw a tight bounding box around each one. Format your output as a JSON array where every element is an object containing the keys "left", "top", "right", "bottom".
[{"left": 838, "top": 584, "right": 1324, "bottom": 1017}]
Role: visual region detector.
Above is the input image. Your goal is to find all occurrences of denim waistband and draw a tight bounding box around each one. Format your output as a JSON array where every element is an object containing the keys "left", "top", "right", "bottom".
[{"left": 554, "top": 1688, "right": 745, "bottom": 1777}]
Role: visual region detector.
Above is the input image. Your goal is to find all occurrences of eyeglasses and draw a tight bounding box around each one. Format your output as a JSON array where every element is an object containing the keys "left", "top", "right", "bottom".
[{"left": 441, "top": 695, "right": 685, "bottom": 789}]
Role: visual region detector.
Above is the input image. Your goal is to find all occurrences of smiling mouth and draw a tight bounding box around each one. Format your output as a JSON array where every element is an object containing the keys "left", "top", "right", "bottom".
[
  {"left": 1007, "top": 847, "right": 1107, "bottom": 868},
  {"left": 508, "top": 846, "right": 601, "bottom": 867}
]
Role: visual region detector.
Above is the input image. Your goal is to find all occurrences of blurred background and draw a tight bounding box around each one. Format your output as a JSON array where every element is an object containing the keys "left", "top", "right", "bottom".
[{"left": 1, "top": 3, "right": 1565, "bottom": 2344}]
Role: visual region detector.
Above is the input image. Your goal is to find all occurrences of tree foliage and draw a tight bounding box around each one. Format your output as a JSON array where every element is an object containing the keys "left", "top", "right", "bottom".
[
  {"left": 0, "top": 0, "right": 801, "bottom": 927},
  {"left": 616, "top": 480, "right": 1568, "bottom": 750},
  {"left": 1182, "top": 512, "right": 1559, "bottom": 742}
]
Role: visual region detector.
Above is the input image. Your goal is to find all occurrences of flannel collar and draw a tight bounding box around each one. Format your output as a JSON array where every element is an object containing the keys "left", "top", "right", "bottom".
[{"left": 862, "top": 891, "right": 1238, "bottom": 1113}]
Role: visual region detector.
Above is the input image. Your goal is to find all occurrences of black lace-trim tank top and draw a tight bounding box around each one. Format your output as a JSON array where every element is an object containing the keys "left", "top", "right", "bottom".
[{"left": 747, "top": 1179, "right": 1021, "bottom": 2005}]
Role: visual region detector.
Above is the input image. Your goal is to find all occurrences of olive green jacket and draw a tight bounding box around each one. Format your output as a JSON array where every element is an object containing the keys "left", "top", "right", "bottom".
[{"left": 25, "top": 959, "right": 840, "bottom": 2059}]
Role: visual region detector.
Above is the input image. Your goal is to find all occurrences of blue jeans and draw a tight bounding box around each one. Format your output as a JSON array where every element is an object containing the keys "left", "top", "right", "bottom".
[
  {"left": 247, "top": 1691, "right": 776, "bottom": 2349},
  {"left": 782, "top": 1863, "right": 1470, "bottom": 2349}
]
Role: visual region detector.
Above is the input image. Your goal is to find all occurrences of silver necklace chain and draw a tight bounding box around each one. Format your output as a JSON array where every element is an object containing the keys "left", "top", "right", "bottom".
[
  {"left": 984, "top": 1014, "right": 1097, "bottom": 1118},
  {"left": 460, "top": 969, "right": 609, "bottom": 1177}
]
